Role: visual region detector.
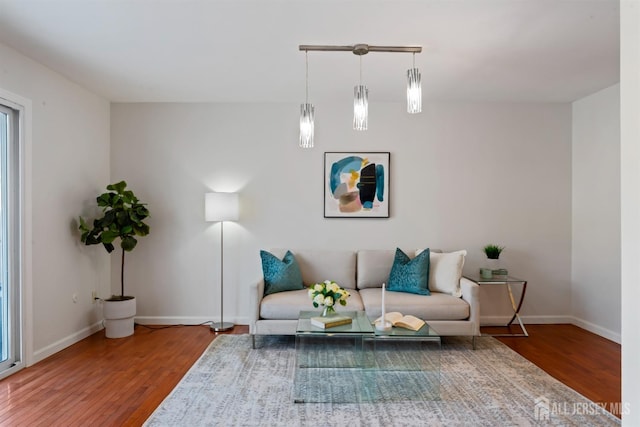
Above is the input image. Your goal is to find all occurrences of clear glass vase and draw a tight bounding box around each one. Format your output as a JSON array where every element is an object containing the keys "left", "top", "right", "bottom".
[{"left": 321, "top": 305, "right": 336, "bottom": 317}]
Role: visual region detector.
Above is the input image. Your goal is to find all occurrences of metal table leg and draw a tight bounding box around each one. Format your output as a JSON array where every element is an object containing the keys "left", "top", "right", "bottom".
[
  {"left": 482, "top": 280, "right": 528, "bottom": 337},
  {"left": 504, "top": 281, "right": 528, "bottom": 336}
]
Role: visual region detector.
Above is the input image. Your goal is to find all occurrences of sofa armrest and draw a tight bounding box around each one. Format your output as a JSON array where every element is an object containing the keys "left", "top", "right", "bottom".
[
  {"left": 249, "top": 279, "right": 265, "bottom": 334},
  {"left": 460, "top": 277, "right": 481, "bottom": 336}
]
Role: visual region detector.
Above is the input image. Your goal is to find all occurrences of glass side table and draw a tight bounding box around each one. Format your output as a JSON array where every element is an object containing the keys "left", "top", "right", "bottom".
[{"left": 464, "top": 275, "right": 528, "bottom": 337}]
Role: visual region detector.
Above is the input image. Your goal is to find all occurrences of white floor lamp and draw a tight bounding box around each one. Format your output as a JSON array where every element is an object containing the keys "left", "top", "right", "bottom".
[{"left": 205, "top": 192, "right": 239, "bottom": 332}]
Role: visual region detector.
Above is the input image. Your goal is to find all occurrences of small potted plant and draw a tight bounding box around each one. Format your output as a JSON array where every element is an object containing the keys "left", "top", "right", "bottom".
[
  {"left": 483, "top": 244, "right": 504, "bottom": 260},
  {"left": 482, "top": 244, "right": 506, "bottom": 278},
  {"left": 79, "top": 181, "right": 150, "bottom": 338}
]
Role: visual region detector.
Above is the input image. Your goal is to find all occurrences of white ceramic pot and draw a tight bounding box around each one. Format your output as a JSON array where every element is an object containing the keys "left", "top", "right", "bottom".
[
  {"left": 485, "top": 258, "right": 500, "bottom": 271},
  {"left": 103, "top": 297, "right": 136, "bottom": 338}
]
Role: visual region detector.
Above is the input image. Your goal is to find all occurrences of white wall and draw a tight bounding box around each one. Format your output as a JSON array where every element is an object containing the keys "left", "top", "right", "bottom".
[
  {"left": 0, "top": 42, "right": 111, "bottom": 362},
  {"left": 111, "top": 101, "right": 572, "bottom": 326},
  {"left": 621, "top": 1, "right": 640, "bottom": 423},
  {"left": 571, "top": 84, "right": 621, "bottom": 343}
]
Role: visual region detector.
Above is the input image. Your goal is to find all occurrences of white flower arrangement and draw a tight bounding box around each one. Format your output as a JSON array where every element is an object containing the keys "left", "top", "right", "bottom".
[{"left": 308, "top": 280, "right": 350, "bottom": 309}]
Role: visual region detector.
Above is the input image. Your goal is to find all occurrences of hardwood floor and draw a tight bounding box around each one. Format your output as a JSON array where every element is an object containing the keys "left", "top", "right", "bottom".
[
  {"left": 483, "top": 324, "right": 621, "bottom": 416},
  {"left": 0, "top": 324, "right": 620, "bottom": 425},
  {"left": 0, "top": 324, "right": 242, "bottom": 426}
]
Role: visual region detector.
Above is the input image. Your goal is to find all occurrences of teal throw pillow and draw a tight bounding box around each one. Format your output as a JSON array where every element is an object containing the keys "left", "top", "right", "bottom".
[
  {"left": 260, "top": 250, "right": 304, "bottom": 296},
  {"left": 387, "top": 248, "right": 430, "bottom": 295}
]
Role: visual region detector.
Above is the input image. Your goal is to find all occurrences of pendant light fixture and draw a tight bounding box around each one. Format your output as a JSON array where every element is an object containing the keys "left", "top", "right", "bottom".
[
  {"left": 407, "top": 53, "right": 422, "bottom": 114},
  {"left": 353, "top": 53, "right": 368, "bottom": 131},
  {"left": 298, "top": 44, "right": 422, "bottom": 145},
  {"left": 299, "top": 50, "right": 314, "bottom": 148}
]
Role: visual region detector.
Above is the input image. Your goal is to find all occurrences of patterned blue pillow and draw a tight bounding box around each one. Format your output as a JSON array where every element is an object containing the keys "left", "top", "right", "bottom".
[
  {"left": 387, "top": 248, "right": 431, "bottom": 295},
  {"left": 260, "top": 250, "right": 304, "bottom": 296}
]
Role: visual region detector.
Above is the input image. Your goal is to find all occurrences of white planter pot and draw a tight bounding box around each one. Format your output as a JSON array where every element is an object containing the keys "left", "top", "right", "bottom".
[
  {"left": 103, "top": 297, "right": 136, "bottom": 338},
  {"left": 485, "top": 258, "right": 500, "bottom": 271}
]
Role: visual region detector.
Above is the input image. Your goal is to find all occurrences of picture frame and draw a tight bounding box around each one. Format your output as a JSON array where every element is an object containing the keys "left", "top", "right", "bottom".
[{"left": 324, "top": 152, "right": 390, "bottom": 218}]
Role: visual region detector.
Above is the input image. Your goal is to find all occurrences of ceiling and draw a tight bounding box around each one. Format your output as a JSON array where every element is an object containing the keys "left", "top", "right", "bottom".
[{"left": 0, "top": 0, "right": 620, "bottom": 104}]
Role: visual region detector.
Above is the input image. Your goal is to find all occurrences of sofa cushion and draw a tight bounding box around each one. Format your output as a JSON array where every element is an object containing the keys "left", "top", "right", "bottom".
[
  {"left": 357, "top": 249, "right": 424, "bottom": 289},
  {"left": 359, "top": 288, "right": 469, "bottom": 321},
  {"left": 387, "top": 248, "right": 430, "bottom": 295},
  {"left": 260, "top": 250, "right": 304, "bottom": 296},
  {"left": 260, "top": 288, "right": 364, "bottom": 320},
  {"left": 269, "top": 249, "right": 356, "bottom": 289},
  {"left": 357, "top": 250, "right": 395, "bottom": 289},
  {"left": 416, "top": 249, "right": 467, "bottom": 297}
]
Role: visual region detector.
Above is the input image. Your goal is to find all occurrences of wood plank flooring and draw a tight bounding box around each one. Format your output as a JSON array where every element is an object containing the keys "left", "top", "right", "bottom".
[
  {"left": 484, "top": 324, "right": 621, "bottom": 414},
  {"left": 0, "top": 324, "right": 620, "bottom": 426}
]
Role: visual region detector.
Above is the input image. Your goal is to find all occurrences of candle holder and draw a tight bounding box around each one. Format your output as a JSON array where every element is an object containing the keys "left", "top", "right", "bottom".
[
  {"left": 375, "top": 319, "right": 392, "bottom": 331},
  {"left": 376, "top": 282, "right": 392, "bottom": 331}
]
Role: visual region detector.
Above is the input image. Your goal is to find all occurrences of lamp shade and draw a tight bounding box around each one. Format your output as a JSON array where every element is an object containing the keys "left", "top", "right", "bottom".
[{"left": 205, "top": 192, "right": 239, "bottom": 222}]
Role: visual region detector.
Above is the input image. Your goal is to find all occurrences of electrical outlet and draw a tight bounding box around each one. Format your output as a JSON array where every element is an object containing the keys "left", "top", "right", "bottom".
[{"left": 91, "top": 290, "right": 98, "bottom": 303}]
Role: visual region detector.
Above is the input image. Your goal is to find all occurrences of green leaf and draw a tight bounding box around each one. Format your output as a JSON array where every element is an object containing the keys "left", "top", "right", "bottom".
[
  {"left": 102, "top": 210, "right": 115, "bottom": 226},
  {"left": 103, "top": 242, "right": 115, "bottom": 253},
  {"left": 106, "top": 181, "right": 127, "bottom": 194},
  {"left": 121, "top": 236, "right": 137, "bottom": 251},
  {"left": 136, "top": 206, "right": 150, "bottom": 219},
  {"left": 122, "top": 190, "right": 135, "bottom": 203},
  {"left": 133, "top": 222, "right": 150, "bottom": 236},
  {"left": 84, "top": 229, "right": 101, "bottom": 245},
  {"left": 97, "top": 193, "right": 111, "bottom": 207},
  {"left": 116, "top": 211, "right": 129, "bottom": 225},
  {"left": 101, "top": 230, "right": 120, "bottom": 244}
]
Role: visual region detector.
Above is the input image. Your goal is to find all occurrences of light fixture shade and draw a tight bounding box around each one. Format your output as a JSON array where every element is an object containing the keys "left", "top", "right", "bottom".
[
  {"left": 205, "top": 192, "right": 239, "bottom": 222},
  {"left": 407, "top": 67, "right": 422, "bottom": 114},
  {"left": 353, "top": 85, "right": 368, "bottom": 131},
  {"left": 299, "top": 103, "right": 314, "bottom": 148}
]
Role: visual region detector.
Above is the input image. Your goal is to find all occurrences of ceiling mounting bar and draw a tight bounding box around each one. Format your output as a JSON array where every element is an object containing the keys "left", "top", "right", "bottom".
[{"left": 299, "top": 44, "right": 422, "bottom": 55}]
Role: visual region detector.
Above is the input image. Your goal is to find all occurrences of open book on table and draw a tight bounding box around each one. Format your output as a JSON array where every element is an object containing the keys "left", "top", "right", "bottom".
[{"left": 375, "top": 312, "right": 426, "bottom": 332}]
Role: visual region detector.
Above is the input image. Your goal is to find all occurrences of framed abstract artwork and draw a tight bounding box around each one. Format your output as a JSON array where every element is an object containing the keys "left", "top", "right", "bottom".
[{"left": 324, "top": 152, "right": 390, "bottom": 218}]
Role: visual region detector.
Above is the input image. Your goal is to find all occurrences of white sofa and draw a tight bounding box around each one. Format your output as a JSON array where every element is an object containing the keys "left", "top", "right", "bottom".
[{"left": 250, "top": 249, "right": 480, "bottom": 348}]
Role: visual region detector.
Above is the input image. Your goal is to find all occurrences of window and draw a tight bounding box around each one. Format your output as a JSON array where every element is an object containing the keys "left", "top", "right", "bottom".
[{"left": 0, "top": 100, "right": 23, "bottom": 378}]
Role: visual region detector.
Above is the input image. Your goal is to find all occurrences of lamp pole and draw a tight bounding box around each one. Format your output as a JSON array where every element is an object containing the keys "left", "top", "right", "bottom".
[
  {"left": 205, "top": 192, "right": 238, "bottom": 332},
  {"left": 212, "top": 220, "right": 233, "bottom": 332}
]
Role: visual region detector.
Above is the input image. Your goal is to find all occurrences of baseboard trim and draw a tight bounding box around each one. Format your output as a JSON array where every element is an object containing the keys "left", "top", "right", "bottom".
[
  {"left": 32, "top": 321, "right": 104, "bottom": 365},
  {"left": 480, "top": 315, "right": 573, "bottom": 325},
  {"left": 520, "top": 315, "right": 575, "bottom": 324},
  {"left": 569, "top": 316, "right": 621, "bottom": 344},
  {"left": 480, "top": 315, "right": 620, "bottom": 343}
]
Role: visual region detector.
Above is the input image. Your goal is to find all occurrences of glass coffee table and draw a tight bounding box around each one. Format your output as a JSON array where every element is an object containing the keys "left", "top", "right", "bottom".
[{"left": 294, "top": 310, "right": 441, "bottom": 403}]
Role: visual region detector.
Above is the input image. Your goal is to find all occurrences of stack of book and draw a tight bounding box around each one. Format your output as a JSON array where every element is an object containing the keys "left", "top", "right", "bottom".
[
  {"left": 479, "top": 268, "right": 509, "bottom": 280},
  {"left": 491, "top": 269, "right": 509, "bottom": 279},
  {"left": 310, "top": 315, "right": 352, "bottom": 329}
]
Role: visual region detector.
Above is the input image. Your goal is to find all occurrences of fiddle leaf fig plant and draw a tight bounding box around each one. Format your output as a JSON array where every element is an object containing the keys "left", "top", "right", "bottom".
[{"left": 79, "top": 181, "right": 150, "bottom": 300}]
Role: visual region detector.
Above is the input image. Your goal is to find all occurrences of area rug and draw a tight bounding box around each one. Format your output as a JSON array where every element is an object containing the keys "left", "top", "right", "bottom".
[{"left": 144, "top": 335, "right": 620, "bottom": 427}]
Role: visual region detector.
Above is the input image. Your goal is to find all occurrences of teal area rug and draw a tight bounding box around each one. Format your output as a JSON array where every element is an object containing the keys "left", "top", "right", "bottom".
[{"left": 144, "top": 335, "right": 619, "bottom": 426}]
